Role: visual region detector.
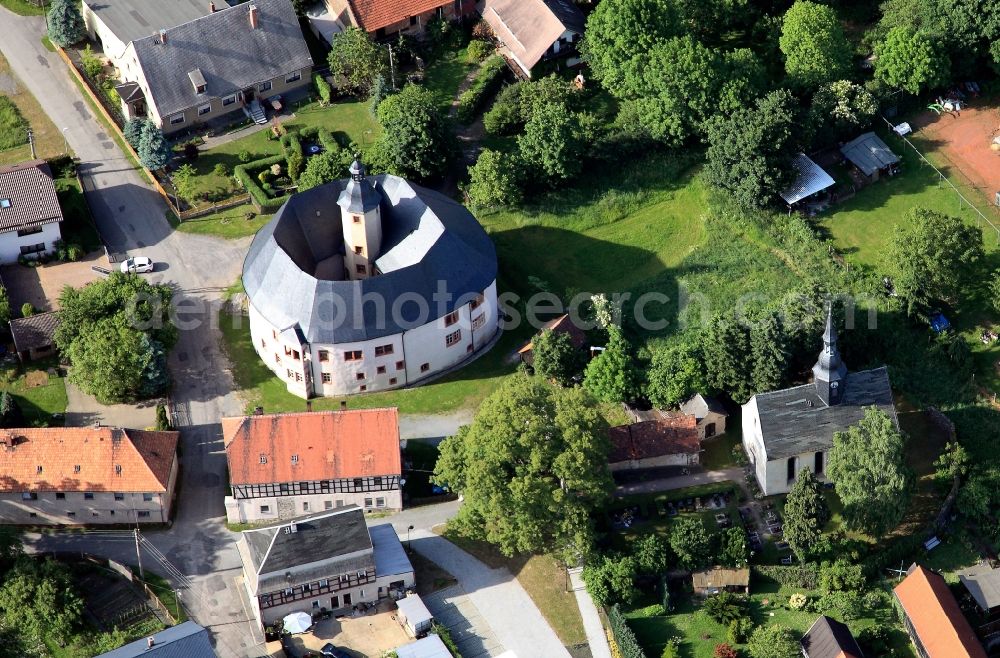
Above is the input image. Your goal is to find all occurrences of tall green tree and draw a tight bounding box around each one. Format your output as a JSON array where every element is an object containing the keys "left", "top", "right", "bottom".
[
  {"left": 370, "top": 85, "right": 453, "bottom": 182},
  {"left": 137, "top": 122, "right": 171, "bottom": 171},
  {"left": 0, "top": 392, "right": 24, "bottom": 429},
  {"left": 717, "top": 526, "right": 749, "bottom": 567},
  {"left": 746, "top": 624, "right": 799, "bottom": 658},
  {"left": 517, "top": 103, "right": 584, "bottom": 182},
  {"left": 750, "top": 313, "right": 790, "bottom": 395},
  {"left": 123, "top": 118, "right": 147, "bottom": 150},
  {"left": 327, "top": 27, "right": 388, "bottom": 96},
  {"left": 808, "top": 80, "right": 878, "bottom": 142},
  {"left": 620, "top": 36, "right": 724, "bottom": 145},
  {"left": 433, "top": 375, "right": 613, "bottom": 559},
  {"left": 783, "top": 468, "right": 829, "bottom": 561},
  {"left": 582, "top": 555, "right": 637, "bottom": 606},
  {"left": 875, "top": 27, "right": 949, "bottom": 94},
  {"left": 828, "top": 407, "right": 913, "bottom": 538},
  {"left": 0, "top": 558, "right": 83, "bottom": 646},
  {"left": 531, "top": 328, "right": 581, "bottom": 387},
  {"left": 646, "top": 337, "right": 707, "bottom": 409},
  {"left": 584, "top": 325, "right": 638, "bottom": 404},
  {"left": 779, "top": 1, "right": 852, "bottom": 89},
  {"left": 886, "top": 207, "right": 984, "bottom": 313},
  {"left": 465, "top": 149, "right": 524, "bottom": 208},
  {"left": 297, "top": 148, "right": 351, "bottom": 191},
  {"left": 702, "top": 314, "right": 754, "bottom": 403},
  {"left": 704, "top": 89, "right": 800, "bottom": 209},
  {"left": 581, "top": 0, "right": 680, "bottom": 91},
  {"left": 669, "top": 516, "right": 712, "bottom": 570},
  {"left": 47, "top": 0, "right": 86, "bottom": 47},
  {"left": 632, "top": 534, "right": 672, "bottom": 575}
]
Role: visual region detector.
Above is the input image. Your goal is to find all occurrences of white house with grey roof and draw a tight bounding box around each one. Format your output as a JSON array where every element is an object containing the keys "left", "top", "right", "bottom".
[
  {"left": 742, "top": 310, "right": 898, "bottom": 496},
  {"left": 242, "top": 158, "right": 499, "bottom": 398},
  {"left": 236, "top": 506, "right": 414, "bottom": 626},
  {"left": 83, "top": 0, "right": 312, "bottom": 133},
  {"left": 0, "top": 160, "right": 63, "bottom": 263}
]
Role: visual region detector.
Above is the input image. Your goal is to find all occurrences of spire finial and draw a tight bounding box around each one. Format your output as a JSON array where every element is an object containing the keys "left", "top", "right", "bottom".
[
  {"left": 822, "top": 304, "right": 837, "bottom": 345},
  {"left": 349, "top": 155, "right": 366, "bottom": 182}
]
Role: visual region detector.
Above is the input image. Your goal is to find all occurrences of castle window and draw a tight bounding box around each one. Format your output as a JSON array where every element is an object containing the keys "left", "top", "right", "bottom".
[
  {"left": 444, "top": 310, "right": 459, "bottom": 327},
  {"left": 420, "top": 363, "right": 430, "bottom": 372},
  {"left": 470, "top": 293, "right": 484, "bottom": 310},
  {"left": 354, "top": 246, "right": 363, "bottom": 255},
  {"left": 389, "top": 378, "right": 397, "bottom": 385},
  {"left": 445, "top": 330, "right": 461, "bottom": 347},
  {"left": 322, "top": 373, "right": 332, "bottom": 383},
  {"left": 356, "top": 264, "right": 366, "bottom": 275},
  {"left": 360, "top": 385, "right": 367, "bottom": 392},
  {"left": 375, "top": 344, "right": 393, "bottom": 356},
  {"left": 396, "top": 360, "right": 404, "bottom": 370},
  {"left": 787, "top": 457, "right": 796, "bottom": 482},
  {"left": 472, "top": 314, "right": 485, "bottom": 330},
  {"left": 292, "top": 350, "right": 300, "bottom": 361},
  {"left": 344, "top": 350, "right": 362, "bottom": 361},
  {"left": 319, "top": 350, "right": 329, "bottom": 362},
  {"left": 814, "top": 451, "right": 824, "bottom": 474},
  {"left": 356, "top": 372, "right": 365, "bottom": 381},
  {"left": 353, "top": 215, "right": 361, "bottom": 224},
  {"left": 376, "top": 366, "right": 386, "bottom": 375}
]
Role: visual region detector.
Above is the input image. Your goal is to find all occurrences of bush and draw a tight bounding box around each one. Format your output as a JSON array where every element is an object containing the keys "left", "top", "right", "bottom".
[
  {"left": 714, "top": 644, "right": 738, "bottom": 658},
  {"left": 234, "top": 154, "right": 293, "bottom": 213},
  {"left": 20, "top": 303, "right": 35, "bottom": 318},
  {"left": 66, "top": 243, "right": 84, "bottom": 261},
  {"left": 630, "top": 603, "right": 665, "bottom": 618},
  {"left": 430, "top": 622, "right": 462, "bottom": 658},
  {"left": 703, "top": 592, "right": 748, "bottom": 625},
  {"left": 183, "top": 142, "right": 199, "bottom": 161},
  {"left": 313, "top": 72, "right": 332, "bottom": 105},
  {"left": 660, "top": 638, "right": 681, "bottom": 658},
  {"left": 280, "top": 132, "right": 303, "bottom": 160},
  {"left": 727, "top": 617, "right": 754, "bottom": 644},
  {"left": 155, "top": 404, "right": 171, "bottom": 431},
  {"left": 788, "top": 593, "right": 807, "bottom": 610},
  {"left": 80, "top": 44, "right": 102, "bottom": 79},
  {"left": 465, "top": 149, "right": 523, "bottom": 208},
  {"left": 212, "top": 163, "right": 228, "bottom": 177},
  {"left": 483, "top": 83, "right": 521, "bottom": 135},
  {"left": 467, "top": 39, "right": 492, "bottom": 62},
  {"left": 457, "top": 56, "right": 507, "bottom": 123},
  {"left": 238, "top": 150, "right": 253, "bottom": 163},
  {"left": 608, "top": 605, "right": 648, "bottom": 658}
]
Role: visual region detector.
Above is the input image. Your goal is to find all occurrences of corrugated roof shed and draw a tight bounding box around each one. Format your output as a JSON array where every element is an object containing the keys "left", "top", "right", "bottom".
[
  {"left": 840, "top": 132, "right": 899, "bottom": 177},
  {"left": 959, "top": 563, "right": 1000, "bottom": 612},
  {"left": 395, "top": 634, "right": 452, "bottom": 658},
  {"left": 370, "top": 523, "right": 412, "bottom": 577},
  {"left": 691, "top": 567, "right": 749, "bottom": 590},
  {"left": 396, "top": 593, "right": 432, "bottom": 627},
  {"left": 780, "top": 153, "right": 835, "bottom": 205},
  {"left": 95, "top": 621, "right": 216, "bottom": 658}
]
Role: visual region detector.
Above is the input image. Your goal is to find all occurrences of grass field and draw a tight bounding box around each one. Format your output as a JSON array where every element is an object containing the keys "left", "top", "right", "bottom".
[
  {"left": 0, "top": 51, "right": 66, "bottom": 165},
  {"left": 0, "top": 359, "right": 68, "bottom": 427},
  {"left": 423, "top": 44, "right": 477, "bottom": 114},
  {"left": 439, "top": 527, "right": 588, "bottom": 648},
  {"left": 0, "top": 0, "right": 46, "bottom": 15},
  {"left": 175, "top": 203, "right": 273, "bottom": 239}
]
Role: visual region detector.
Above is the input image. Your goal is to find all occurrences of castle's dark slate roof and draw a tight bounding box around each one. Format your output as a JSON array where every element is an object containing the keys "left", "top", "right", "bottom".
[
  {"left": 132, "top": 0, "right": 312, "bottom": 118},
  {"left": 243, "top": 174, "right": 497, "bottom": 344},
  {"left": 0, "top": 160, "right": 62, "bottom": 232},
  {"left": 752, "top": 366, "right": 896, "bottom": 460},
  {"left": 800, "top": 615, "right": 863, "bottom": 658},
  {"left": 242, "top": 507, "right": 374, "bottom": 591}
]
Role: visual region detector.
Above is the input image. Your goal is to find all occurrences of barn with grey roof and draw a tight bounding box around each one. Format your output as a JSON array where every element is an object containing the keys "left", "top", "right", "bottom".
[
  {"left": 742, "top": 309, "right": 897, "bottom": 496},
  {"left": 243, "top": 159, "right": 499, "bottom": 398}
]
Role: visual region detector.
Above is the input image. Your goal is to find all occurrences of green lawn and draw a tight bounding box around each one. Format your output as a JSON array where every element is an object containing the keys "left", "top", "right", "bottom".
[
  {"left": 175, "top": 203, "right": 273, "bottom": 239},
  {"left": 0, "top": 359, "right": 68, "bottom": 427},
  {"left": 701, "top": 429, "right": 741, "bottom": 471},
  {"left": 624, "top": 579, "right": 916, "bottom": 658},
  {"left": 423, "top": 44, "right": 477, "bottom": 114},
  {"left": 0, "top": 0, "right": 46, "bottom": 15},
  {"left": 56, "top": 176, "right": 103, "bottom": 252},
  {"left": 0, "top": 50, "right": 68, "bottom": 165}
]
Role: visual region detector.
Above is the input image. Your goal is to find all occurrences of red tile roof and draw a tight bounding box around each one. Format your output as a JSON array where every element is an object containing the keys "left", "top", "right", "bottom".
[
  {"left": 518, "top": 314, "right": 587, "bottom": 354},
  {"left": 894, "top": 564, "right": 987, "bottom": 658},
  {"left": 608, "top": 415, "right": 700, "bottom": 463},
  {"left": 0, "top": 427, "right": 178, "bottom": 493},
  {"left": 223, "top": 409, "right": 401, "bottom": 485},
  {"left": 0, "top": 160, "right": 63, "bottom": 232},
  {"left": 348, "top": 0, "right": 453, "bottom": 32}
]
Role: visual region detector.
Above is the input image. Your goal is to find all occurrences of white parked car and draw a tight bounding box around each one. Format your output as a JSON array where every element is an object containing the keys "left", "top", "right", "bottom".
[{"left": 120, "top": 256, "right": 154, "bottom": 273}]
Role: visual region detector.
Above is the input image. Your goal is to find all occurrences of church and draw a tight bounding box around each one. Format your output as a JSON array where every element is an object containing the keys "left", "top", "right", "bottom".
[{"left": 741, "top": 310, "right": 898, "bottom": 496}]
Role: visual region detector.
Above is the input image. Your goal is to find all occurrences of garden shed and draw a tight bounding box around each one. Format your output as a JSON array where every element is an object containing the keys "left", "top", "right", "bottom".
[
  {"left": 779, "top": 153, "right": 835, "bottom": 208},
  {"left": 840, "top": 132, "right": 900, "bottom": 181},
  {"left": 395, "top": 634, "right": 452, "bottom": 658},
  {"left": 396, "top": 593, "right": 434, "bottom": 637},
  {"left": 691, "top": 567, "right": 750, "bottom": 596},
  {"left": 959, "top": 563, "right": 1000, "bottom": 615}
]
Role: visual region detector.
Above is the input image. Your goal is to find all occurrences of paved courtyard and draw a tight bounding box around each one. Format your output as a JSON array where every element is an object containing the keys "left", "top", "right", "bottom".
[
  {"left": 267, "top": 603, "right": 411, "bottom": 657},
  {"left": 423, "top": 585, "right": 504, "bottom": 658},
  {"left": 0, "top": 250, "right": 104, "bottom": 312}
]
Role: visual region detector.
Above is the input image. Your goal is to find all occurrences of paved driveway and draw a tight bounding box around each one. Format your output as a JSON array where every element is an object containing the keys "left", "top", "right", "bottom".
[{"left": 424, "top": 585, "right": 504, "bottom": 658}]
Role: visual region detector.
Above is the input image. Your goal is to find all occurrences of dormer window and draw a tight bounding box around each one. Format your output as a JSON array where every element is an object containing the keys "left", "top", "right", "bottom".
[
  {"left": 188, "top": 68, "right": 207, "bottom": 95},
  {"left": 0, "top": 199, "right": 10, "bottom": 209}
]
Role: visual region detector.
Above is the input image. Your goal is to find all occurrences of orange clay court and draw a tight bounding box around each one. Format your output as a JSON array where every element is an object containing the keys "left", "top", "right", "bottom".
[{"left": 912, "top": 102, "right": 1000, "bottom": 198}]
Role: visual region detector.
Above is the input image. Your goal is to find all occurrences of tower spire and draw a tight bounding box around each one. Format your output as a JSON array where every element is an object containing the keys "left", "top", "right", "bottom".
[{"left": 812, "top": 305, "right": 848, "bottom": 405}]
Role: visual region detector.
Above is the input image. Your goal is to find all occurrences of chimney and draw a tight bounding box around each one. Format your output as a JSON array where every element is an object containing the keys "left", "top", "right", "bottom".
[
  {"left": 158, "top": 28, "right": 167, "bottom": 45},
  {"left": 248, "top": 4, "right": 259, "bottom": 29},
  {"left": 147, "top": 637, "right": 155, "bottom": 648},
  {"left": 340, "top": 400, "right": 347, "bottom": 411},
  {"left": 209, "top": 1, "right": 216, "bottom": 11}
]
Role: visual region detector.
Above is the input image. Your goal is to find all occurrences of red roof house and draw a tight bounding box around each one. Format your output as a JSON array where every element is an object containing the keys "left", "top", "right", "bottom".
[
  {"left": 894, "top": 564, "right": 987, "bottom": 658},
  {"left": 608, "top": 415, "right": 701, "bottom": 471}
]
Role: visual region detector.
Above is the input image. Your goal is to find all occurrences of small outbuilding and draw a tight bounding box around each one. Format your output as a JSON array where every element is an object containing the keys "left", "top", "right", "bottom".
[
  {"left": 395, "top": 634, "right": 452, "bottom": 658},
  {"left": 608, "top": 415, "right": 701, "bottom": 471},
  {"left": 517, "top": 314, "right": 587, "bottom": 366},
  {"left": 800, "top": 615, "right": 864, "bottom": 658},
  {"left": 959, "top": 563, "right": 1000, "bottom": 615},
  {"left": 10, "top": 311, "right": 59, "bottom": 362},
  {"left": 396, "top": 593, "right": 434, "bottom": 637},
  {"left": 840, "top": 132, "right": 900, "bottom": 181},
  {"left": 779, "top": 153, "right": 835, "bottom": 209},
  {"left": 680, "top": 394, "right": 728, "bottom": 440},
  {"left": 691, "top": 567, "right": 750, "bottom": 596}
]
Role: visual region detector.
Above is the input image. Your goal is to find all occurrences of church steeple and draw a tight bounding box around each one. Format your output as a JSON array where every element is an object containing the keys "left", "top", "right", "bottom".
[{"left": 812, "top": 306, "right": 848, "bottom": 406}]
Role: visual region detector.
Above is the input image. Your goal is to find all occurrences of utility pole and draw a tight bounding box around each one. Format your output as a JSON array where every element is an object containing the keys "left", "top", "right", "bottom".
[
  {"left": 134, "top": 528, "right": 145, "bottom": 581},
  {"left": 27, "top": 129, "right": 35, "bottom": 159}
]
